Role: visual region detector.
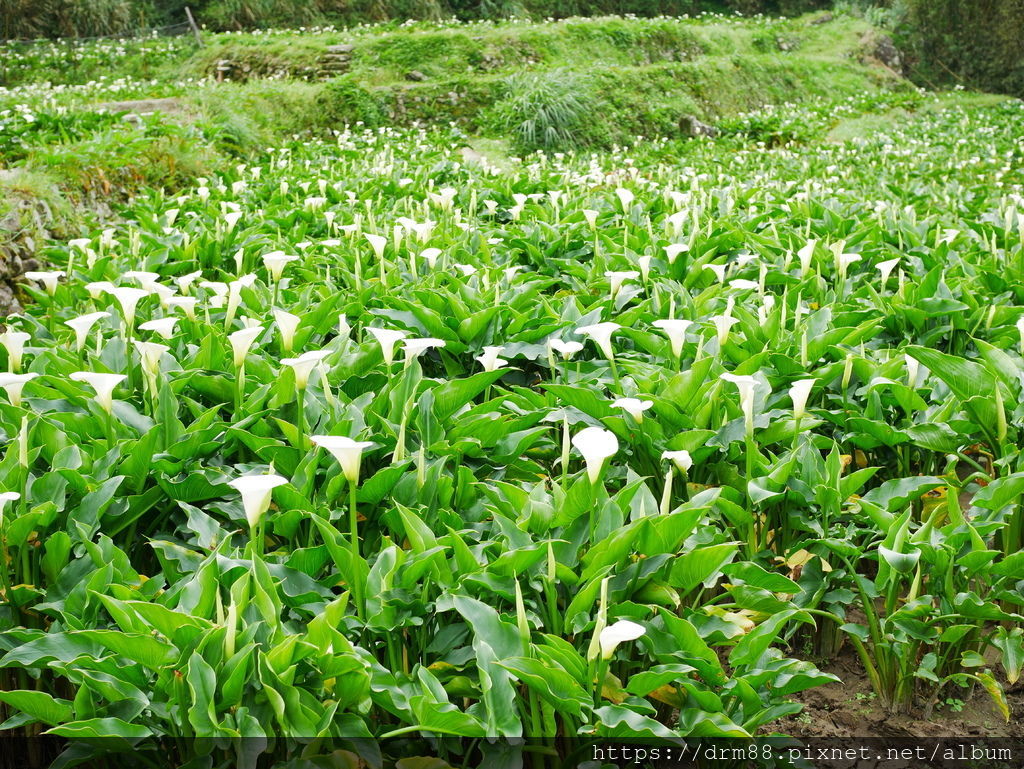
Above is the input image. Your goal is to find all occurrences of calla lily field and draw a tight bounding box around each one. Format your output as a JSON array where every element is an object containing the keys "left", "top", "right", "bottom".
[{"left": 1, "top": 11, "right": 1024, "bottom": 767}]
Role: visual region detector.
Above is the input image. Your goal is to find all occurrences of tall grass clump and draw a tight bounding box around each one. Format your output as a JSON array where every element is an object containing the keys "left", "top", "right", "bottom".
[{"left": 489, "top": 69, "right": 598, "bottom": 152}]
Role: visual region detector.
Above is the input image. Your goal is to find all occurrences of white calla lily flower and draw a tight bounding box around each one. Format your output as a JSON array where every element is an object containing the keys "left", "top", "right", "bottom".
[
  {"left": 664, "top": 243, "right": 689, "bottom": 264},
  {"left": 281, "top": 350, "right": 331, "bottom": 390},
  {"left": 274, "top": 308, "right": 301, "bottom": 353},
  {"left": 576, "top": 322, "right": 620, "bottom": 360},
  {"left": 789, "top": 378, "right": 816, "bottom": 420},
  {"left": 139, "top": 317, "right": 179, "bottom": 340},
  {"left": 475, "top": 346, "right": 508, "bottom": 372},
  {"left": 228, "top": 474, "right": 288, "bottom": 529},
  {"left": 612, "top": 397, "right": 653, "bottom": 423},
  {"left": 652, "top": 318, "right": 692, "bottom": 359},
  {"left": 229, "top": 326, "right": 262, "bottom": 368},
  {"left": 70, "top": 371, "right": 126, "bottom": 413},
  {"left": 599, "top": 619, "right": 646, "bottom": 659},
  {"left": 367, "top": 327, "right": 407, "bottom": 365},
  {"left": 721, "top": 373, "right": 759, "bottom": 433},
  {"left": 263, "top": 251, "right": 298, "bottom": 282},
  {"left": 134, "top": 341, "right": 169, "bottom": 380},
  {"left": 24, "top": 270, "right": 65, "bottom": 295},
  {"left": 548, "top": 339, "right": 584, "bottom": 359},
  {"left": 0, "top": 330, "right": 31, "bottom": 373},
  {"left": 312, "top": 435, "right": 373, "bottom": 484},
  {"left": 876, "top": 258, "right": 900, "bottom": 289},
  {"left": 662, "top": 449, "right": 692, "bottom": 473},
  {"left": 0, "top": 373, "right": 38, "bottom": 407},
  {"left": 572, "top": 426, "right": 619, "bottom": 484},
  {"left": 605, "top": 270, "right": 639, "bottom": 299},
  {"left": 403, "top": 337, "right": 446, "bottom": 362}
]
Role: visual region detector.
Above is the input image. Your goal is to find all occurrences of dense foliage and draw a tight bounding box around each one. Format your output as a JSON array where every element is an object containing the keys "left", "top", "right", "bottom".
[
  {"left": 898, "top": 0, "right": 1024, "bottom": 98},
  {"left": 1, "top": 0, "right": 831, "bottom": 39},
  {"left": 0, "top": 73, "right": 1022, "bottom": 764}
]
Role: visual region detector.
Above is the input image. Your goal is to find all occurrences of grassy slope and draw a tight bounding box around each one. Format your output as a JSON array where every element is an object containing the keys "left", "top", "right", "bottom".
[
  {"left": 181, "top": 13, "right": 899, "bottom": 142},
  {"left": 0, "top": 11, "right": 906, "bottom": 269}
]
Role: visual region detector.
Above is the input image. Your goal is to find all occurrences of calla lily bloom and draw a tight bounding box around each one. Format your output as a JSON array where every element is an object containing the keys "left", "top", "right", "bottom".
[
  {"left": 703, "top": 263, "right": 727, "bottom": 284},
  {"left": 549, "top": 339, "right": 584, "bottom": 359},
  {"left": 108, "top": 287, "right": 148, "bottom": 331},
  {"left": 711, "top": 315, "right": 739, "bottom": 347},
  {"left": 789, "top": 378, "right": 816, "bottom": 420},
  {"left": 420, "top": 248, "right": 442, "bottom": 268},
  {"left": 124, "top": 271, "right": 161, "bottom": 290},
  {"left": 139, "top": 317, "right": 179, "bottom": 340},
  {"left": 365, "top": 234, "right": 387, "bottom": 260},
  {"left": 403, "top": 337, "right": 446, "bottom": 362},
  {"left": 798, "top": 240, "right": 817, "bottom": 276},
  {"left": 599, "top": 619, "right": 646, "bottom": 659},
  {"left": 263, "top": 251, "right": 298, "bottom": 282},
  {"left": 0, "top": 330, "right": 31, "bottom": 372},
  {"left": 24, "top": 271, "right": 65, "bottom": 296},
  {"left": 134, "top": 341, "right": 169, "bottom": 381},
  {"left": 228, "top": 474, "right": 288, "bottom": 529},
  {"left": 605, "top": 270, "right": 639, "bottom": 299},
  {"left": 475, "top": 346, "right": 508, "bottom": 372},
  {"left": 281, "top": 350, "right": 330, "bottom": 390},
  {"left": 85, "top": 281, "right": 116, "bottom": 299},
  {"left": 70, "top": 372, "right": 126, "bottom": 413},
  {"left": 652, "top": 318, "right": 692, "bottom": 359},
  {"left": 0, "top": 373, "right": 38, "bottom": 407},
  {"left": 175, "top": 271, "right": 203, "bottom": 294},
  {"left": 229, "top": 326, "right": 262, "bottom": 368},
  {"left": 721, "top": 373, "right": 759, "bottom": 433},
  {"left": 582, "top": 209, "right": 599, "bottom": 228},
  {"left": 274, "top": 308, "right": 301, "bottom": 353},
  {"left": 637, "top": 255, "right": 652, "bottom": 283},
  {"left": 311, "top": 435, "right": 373, "bottom": 484},
  {"left": 664, "top": 243, "right": 689, "bottom": 264},
  {"left": 576, "top": 322, "right": 620, "bottom": 361},
  {"left": 0, "top": 491, "right": 20, "bottom": 525},
  {"left": 876, "top": 258, "right": 900, "bottom": 289},
  {"left": 167, "top": 297, "right": 197, "bottom": 320},
  {"left": 612, "top": 397, "right": 653, "bottom": 423},
  {"left": 662, "top": 449, "right": 693, "bottom": 473},
  {"left": 905, "top": 353, "right": 919, "bottom": 387},
  {"left": 572, "top": 426, "right": 618, "bottom": 484},
  {"left": 615, "top": 188, "right": 635, "bottom": 211},
  {"left": 367, "top": 327, "right": 407, "bottom": 365}
]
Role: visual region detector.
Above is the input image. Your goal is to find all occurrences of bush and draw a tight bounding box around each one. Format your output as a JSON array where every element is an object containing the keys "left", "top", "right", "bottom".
[
  {"left": 487, "top": 69, "right": 598, "bottom": 152},
  {"left": 317, "top": 75, "right": 388, "bottom": 128},
  {"left": 897, "top": 0, "right": 1024, "bottom": 97}
]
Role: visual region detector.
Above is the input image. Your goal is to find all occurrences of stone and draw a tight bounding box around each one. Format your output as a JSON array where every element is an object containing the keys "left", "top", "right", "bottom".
[
  {"left": 680, "top": 114, "right": 719, "bottom": 138},
  {"left": 405, "top": 70, "right": 427, "bottom": 82},
  {"left": 873, "top": 35, "right": 903, "bottom": 74}
]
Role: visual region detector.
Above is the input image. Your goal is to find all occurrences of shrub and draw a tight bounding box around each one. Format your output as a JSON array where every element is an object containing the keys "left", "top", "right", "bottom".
[
  {"left": 488, "top": 69, "right": 598, "bottom": 152},
  {"left": 897, "top": 0, "right": 1024, "bottom": 97},
  {"left": 317, "top": 75, "right": 388, "bottom": 128}
]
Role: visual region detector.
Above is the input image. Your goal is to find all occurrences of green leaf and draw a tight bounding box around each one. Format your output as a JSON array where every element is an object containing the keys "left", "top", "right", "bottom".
[
  {"left": 46, "top": 717, "right": 150, "bottom": 741},
  {"left": 497, "top": 657, "right": 590, "bottom": 718},
  {"left": 0, "top": 690, "right": 73, "bottom": 726}
]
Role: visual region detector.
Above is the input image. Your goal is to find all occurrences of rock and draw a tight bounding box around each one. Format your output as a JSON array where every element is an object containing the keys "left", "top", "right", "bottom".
[
  {"left": 810, "top": 12, "right": 833, "bottom": 25},
  {"left": 873, "top": 35, "right": 904, "bottom": 74},
  {"left": 680, "top": 115, "right": 719, "bottom": 138},
  {"left": 406, "top": 70, "right": 427, "bottom": 82},
  {"left": 325, "top": 44, "right": 354, "bottom": 54},
  {"left": 0, "top": 284, "right": 21, "bottom": 317}
]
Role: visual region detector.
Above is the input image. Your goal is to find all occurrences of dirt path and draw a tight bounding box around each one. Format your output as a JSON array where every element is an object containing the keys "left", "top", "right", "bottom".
[
  {"left": 774, "top": 647, "right": 1023, "bottom": 739},
  {"left": 93, "top": 97, "right": 182, "bottom": 114}
]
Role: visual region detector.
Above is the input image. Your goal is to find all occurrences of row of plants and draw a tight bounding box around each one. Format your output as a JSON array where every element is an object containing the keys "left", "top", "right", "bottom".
[{"left": 0, "top": 87, "right": 1022, "bottom": 765}]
